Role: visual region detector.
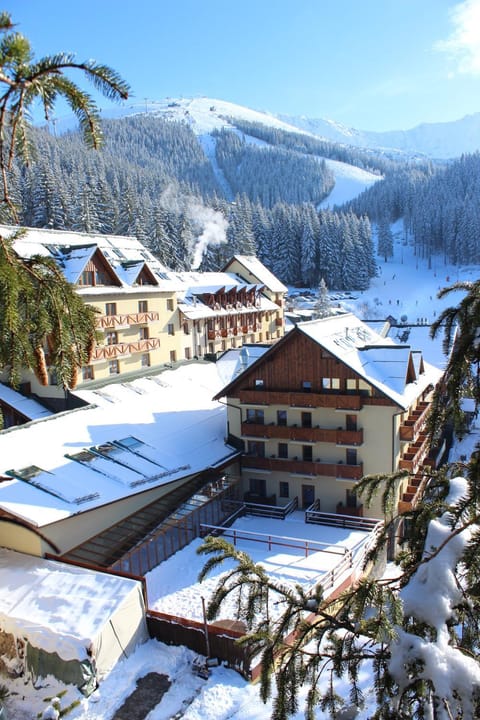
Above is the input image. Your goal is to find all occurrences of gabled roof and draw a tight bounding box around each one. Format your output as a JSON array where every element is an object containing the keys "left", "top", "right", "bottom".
[
  {"left": 215, "top": 313, "right": 443, "bottom": 409},
  {"left": 61, "top": 245, "right": 123, "bottom": 286},
  {"left": 223, "top": 255, "right": 288, "bottom": 294},
  {"left": 116, "top": 260, "right": 159, "bottom": 286}
]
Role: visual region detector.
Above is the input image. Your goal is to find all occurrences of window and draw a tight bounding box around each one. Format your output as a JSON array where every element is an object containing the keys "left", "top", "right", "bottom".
[
  {"left": 105, "top": 331, "right": 118, "bottom": 345},
  {"left": 346, "top": 378, "right": 357, "bottom": 392},
  {"left": 82, "top": 365, "right": 94, "bottom": 381},
  {"left": 105, "top": 302, "right": 117, "bottom": 316},
  {"left": 302, "top": 380, "right": 312, "bottom": 392},
  {"left": 302, "top": 445, "right": 313, "bottom": 462},
  {"left": 80, "top": 270, "right": 94, "bottom": 286},
  {"left": 185, "top": 347, "right": 191, "bottom": 360},
  {"left": 247, "top": 440, "right": 265, "bottom": 458},
  {"left": 168, "top": 323, "right": 175, "bottom": 336},
  {"left": 346, "top": 449, "right": 357, "bottom": 465},
  {"left": 109, "top": 360, "right": 119, "bottom": 375},
  {"left": 255, "top": 378, "right": 264, "bottom": 388},
  {"left": 277, "top": 410, "right": 287, "bottom": 426},
  {"left": 183, "top": 322, "right": 190, "bottom": 334},
  {"left": 301, "top": 412, "right": 312, "bottom": 428},
  {"left": 170, "top": 350, "right": 177, "bottom": 363},
  {"left": 141, "top": 353, "right": 150, "bottom": 368},
  {"left": 279, "top": 481, "right": 289, "bottom": 498},
  {"left": 138, "top": 300, "right": 148, "bottom": 313},
  {"left": 322, "top": 378, "right": 331, "bottom": 390},
  {"left": 246, "top": 408, "right": 264, "bottom": 424},
  {"left": 95, "top": 271, "right": 108, "bottom": 285},
  {"left": 346, "top": 414, "right": 357, "bottom": 431},
  {"left": 167, "top": 298, "right": 174, "bottom": 311},
  {"left": 249, "top": 477, "right": 266, "bottom": 497},
  {"left": 346, "top": 488, "right": 357, "bottom": 508},
  {"left": 278, "top": 442, "right": 288, "bottom": 458},
  {"left": 139, "top": 327, "right": 149, "bottom": 340}
]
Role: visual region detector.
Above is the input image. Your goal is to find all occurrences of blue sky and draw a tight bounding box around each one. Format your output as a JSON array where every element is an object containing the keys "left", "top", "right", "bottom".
[{"left": 6, "top": 0, "right": 480, "bottom": 131}]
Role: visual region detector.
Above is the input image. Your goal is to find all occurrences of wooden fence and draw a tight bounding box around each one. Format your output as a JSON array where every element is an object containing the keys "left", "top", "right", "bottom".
[{"left": 147, "top": 610, "right": 252, "bottom": 679}]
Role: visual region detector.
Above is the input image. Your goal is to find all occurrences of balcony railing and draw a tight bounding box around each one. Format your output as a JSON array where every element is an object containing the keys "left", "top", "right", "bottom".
[
  {"left": 398, "top": 474, "right": 428, "bottom": 514},
  {"left": 238, "top": 389, "right": 363, "bottom": 410},
  {"left": 399, "top": 401, "right": 430, "bottom": 441},
  {"left": 96, "top": 311, "right": 160, "bottom": 329},
  {"left": 398, "top": 432, "right": 430, "bottom": 473},
  {"left": 91, "top": 337, "right": 161, "bottom": 361},
  {"left": 242, "top": 455, "right": 363, "bottom": 480},
  {"left": 241, "top": 422, "right": 363, "bottom": 446}
]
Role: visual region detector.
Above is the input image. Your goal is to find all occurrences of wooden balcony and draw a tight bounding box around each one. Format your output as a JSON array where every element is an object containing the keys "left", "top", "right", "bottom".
[
  {"left": 238, "top": 389, "right": 363, "bottom": 411},
  {"left": 91, "top": 337, "right": 161, "bottom": 361},
  {"left": 398, "top": 474, "right": 428, "bottom": 514},
  {"left": 241, "top": 422, "right": 363, "bottom": 446},
  {"left": 242, "top": 455, "right": 363, "bottom": 480},
  {"left": 400, "top": 401, "right": 430, "bottom": 441},
  {"left": 398, "top": 432, "right": 430, "bottom": 473},
  {"left": 96, "top": 311, "right": 160, "bottom": 329}
]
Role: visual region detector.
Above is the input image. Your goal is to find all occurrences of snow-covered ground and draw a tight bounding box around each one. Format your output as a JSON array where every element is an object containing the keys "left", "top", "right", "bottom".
[
  {"left": 3, "top": 233, "right": 480, "bottom": 720},
  {"left": 147, "top": 513, "right": 373, "bottom": 623}
]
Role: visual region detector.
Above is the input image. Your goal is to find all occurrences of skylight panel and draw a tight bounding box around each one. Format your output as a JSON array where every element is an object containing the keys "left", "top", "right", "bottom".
[
  {"left": 66, "top": 449, "right": 145, "bottom": 486},
  {"left": 5, "top": 466, "right": 99, "bottom": 505},
  {"left": 91, "top": 441, "right": 165, "bottom": 477}
]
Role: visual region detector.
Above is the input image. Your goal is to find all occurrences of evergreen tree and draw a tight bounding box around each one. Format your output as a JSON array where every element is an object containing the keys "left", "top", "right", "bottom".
[
  {"left": 314, "top": 278, "right": 332, "bottom": 318},
  {"left": 377, "top": 219, "right": 394, "bottom": 262}
]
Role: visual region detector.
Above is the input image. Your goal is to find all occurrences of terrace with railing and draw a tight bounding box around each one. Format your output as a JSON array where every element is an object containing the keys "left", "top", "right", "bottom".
[
  {"left": 96, "top": 311, "right": 160, "bottom": 328},
  {"left": 242, "top": 454, "right": 364, "bottom": 480},
  {"left": 241, "top": 421, "right": 363, "bottom": 446},
  {"left": 91, "top": 337, "right": 161, "bottom": 361},
  {"left": 238, "top": 388, "right": 363, "bottom": 410}
]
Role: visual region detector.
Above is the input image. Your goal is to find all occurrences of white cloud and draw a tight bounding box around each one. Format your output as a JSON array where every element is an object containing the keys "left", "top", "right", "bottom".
[{"left": 436, "top": 0, "right": 480, "bottom": 75}]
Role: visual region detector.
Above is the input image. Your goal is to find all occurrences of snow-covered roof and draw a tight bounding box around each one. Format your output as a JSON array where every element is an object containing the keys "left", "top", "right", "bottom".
[
  {"left": 0, "top": 363, "right": 239, "bottom": 528},
  {"left": 171, "top": 269, "right": 279, "bottom": 318},
  {"left": 0, "top": 383, "right": 53, "bottom": 422},
  {"left": 219, "top": 345, "right": 271, "bottom": 382},
  {"left": 298, "top": 314, "right": 443, "bottom": 409},
  {"left": 0, "top": 224, "right": 179, "bottom": 291},
  {"left": 0, "top": 548, "right": 143, "bottom": 662},
  {"left": 228, "top": 255, "right": 288, "bottom": 293}
]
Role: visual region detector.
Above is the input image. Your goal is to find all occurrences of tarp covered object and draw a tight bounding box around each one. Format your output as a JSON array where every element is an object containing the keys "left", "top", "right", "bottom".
[{"left": 0, "top": 548, "right": 148, "bottom": 694}]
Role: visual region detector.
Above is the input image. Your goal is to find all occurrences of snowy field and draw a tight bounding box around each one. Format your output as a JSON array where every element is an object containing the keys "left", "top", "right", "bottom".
[{"left": 3, "top": 234, "right": 480, "bottom": 720}]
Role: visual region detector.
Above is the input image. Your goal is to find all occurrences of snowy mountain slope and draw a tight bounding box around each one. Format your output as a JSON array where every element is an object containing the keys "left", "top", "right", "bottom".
[
  {"left": 99, "top": 96, "right": 381, "bottom": 207},
  {"left": 319, "top": 158, "right": 379, "bottom": 208},
  {"left": 277, "top": 110, "right": 480, "bottom": 160}
]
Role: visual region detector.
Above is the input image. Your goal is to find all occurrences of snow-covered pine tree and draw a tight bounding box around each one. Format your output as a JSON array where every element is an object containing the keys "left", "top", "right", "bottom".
[
  {"left": 377, "top": 218, "right": 394, "bottom": 262},
  {"left": 314, "top": 278, "right": 332, "bottom": 319}
]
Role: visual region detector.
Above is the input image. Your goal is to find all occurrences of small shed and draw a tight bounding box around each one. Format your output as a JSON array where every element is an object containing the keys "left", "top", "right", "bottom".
[{"left": 0, "top": 549, "right": 148, "bottom": 695}]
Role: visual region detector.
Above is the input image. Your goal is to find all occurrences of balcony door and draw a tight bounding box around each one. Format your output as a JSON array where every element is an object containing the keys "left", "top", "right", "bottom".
[{"left": 302, "top": 484, "right": 315, "bottom": 508}]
